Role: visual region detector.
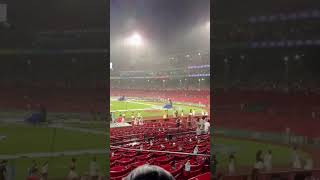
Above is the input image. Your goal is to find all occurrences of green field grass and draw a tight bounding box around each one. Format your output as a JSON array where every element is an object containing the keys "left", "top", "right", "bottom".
[
  {"left": 9, "top": 154, "right": 107, "bottom": 179},
  {"left": 0, "top": 124, "right": 106, "bottom": 154},
  {"left": 0, "top": 122, "right": 107, "bottom": 179},
  {"left": 110, "top": 99, "right": 207, "bottom": 119},
  {"left": 213, "top": 137, "right": 310, "bottom": 172}
]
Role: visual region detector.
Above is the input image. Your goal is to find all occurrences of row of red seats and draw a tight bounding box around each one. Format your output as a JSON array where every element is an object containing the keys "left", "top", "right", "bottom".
[{"left": 110, "top": 122, "right": 210, "bottom": 179}]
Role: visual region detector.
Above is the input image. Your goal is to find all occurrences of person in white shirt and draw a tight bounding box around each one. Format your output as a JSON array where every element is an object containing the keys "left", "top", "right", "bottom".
[
  {"left": 254, "top": 150, "right": 264, "bottom": 171},
  {"left": 185, "top": 160, "right": 191, "bottom": 175},
  {"left": 228, "top": 154, "right": 236, "bottom": 174},
  {"left": 89, "top": 157, "right": 100, "bottom": 179},
  {"left": 292, "top": 146, "right": 302, "bottom": 169},
  {"left": 201, "top": 110, "right": 205, "bottom": 116},
  {"left": 40, "top": 161, "right": 48, "bottom": 180},
  {"left": 204, "top": 121, "right": 210, "bottom": 134},
  {"left": 304, "top": 157, "right": 313, "bottom": 170},
  {"left": 181, "top": 110, "right": 184, "bottom": 117},
  {"left": 133, "top": 117, "right": 138, "bottom": 126},
  {"left": 196, "top": 127, "right": 201, "bottom": 135},
  {"left": 192, "top": 109, "right": 196, "bottom": 116},
  {"left": 139, "top": 117, "right": 144, "bottom": 125},
  {"left": 263, "top": 150, "right": 272, "bottom": 171},
  {"left": 199, "top": 118, "right": 205, "bottom": 131},
  {"left": 193, "top": 145, "right": 199, "bottom": 155}
]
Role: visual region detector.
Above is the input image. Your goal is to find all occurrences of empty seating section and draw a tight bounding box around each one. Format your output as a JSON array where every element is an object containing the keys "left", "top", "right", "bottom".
[
  {"left": 0, "top": 87, "right": 106, "bottom": 112},
  {"left": 214, "top": 90, "right": 320, "bottom": 138},
  {"left": 110, "top": 121, "right": 210, "bottom": 179},
  {"left": 111, "top": 89, "right": 210, "bottom": 105}
]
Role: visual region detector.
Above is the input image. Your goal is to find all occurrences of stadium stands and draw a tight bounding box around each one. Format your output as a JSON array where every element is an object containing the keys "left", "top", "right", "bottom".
[{"left": 110, "top": 120, "right": 210, "bottom": 180}]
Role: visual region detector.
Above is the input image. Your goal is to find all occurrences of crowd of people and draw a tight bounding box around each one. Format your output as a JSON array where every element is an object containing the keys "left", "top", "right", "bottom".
[
  {"left": 0, "top": 157, "right": 104, "bottom": 180},
  {"left": 223, "top": 146, "right": 314, "bottom": 176}
]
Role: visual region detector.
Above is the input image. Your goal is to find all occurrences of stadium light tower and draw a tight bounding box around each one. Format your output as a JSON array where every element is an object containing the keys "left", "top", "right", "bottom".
[
  {"left": 124, "top": 32, "right": 144, "bottom": 65},
  {"left": 125, "top": 32, "right": 143, "bottom": 47}
]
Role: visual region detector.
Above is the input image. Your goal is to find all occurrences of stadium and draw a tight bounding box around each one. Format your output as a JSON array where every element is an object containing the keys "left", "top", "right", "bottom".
[
  {"left": 0, "top": 0, "right": 108, "bottom": 179},
  {"left": 213, "top": 0, "right": 320, "bottom": 179},
  {"left": 109, "top": 0, "right": 211, "bottom": 179}
]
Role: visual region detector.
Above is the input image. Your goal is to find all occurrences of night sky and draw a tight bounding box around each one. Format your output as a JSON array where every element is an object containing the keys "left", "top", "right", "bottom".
[{"left": 111, "top": 0, "right": 210, "bottom": 56}]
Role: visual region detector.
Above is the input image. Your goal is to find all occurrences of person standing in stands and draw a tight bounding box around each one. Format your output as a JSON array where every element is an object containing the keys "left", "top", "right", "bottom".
[
  {"left": 254, "top": 150, "right": 264, "bottom": 171},
  {"left": 193, "top": 145, "right": 199, "bottom": 155},
  {"left": 67, "top": 158, "right": 78, "bottom": 180},
  {"left": 111, "top": 112, "right": 115, "bottom": 123},
  {"left": 122, "top": 112, "right": 126, "bottom": 121},
  {"left": 175, "top": 118, "right": 180, "bottom": 128},
  {"left": 184, "top": 160, "right": 191, "bottom": 177},
  {"left": 131, "top": 112, "right": 135, "bottom": 122},
  {"left": 263, "top": 150, "right": 272, "bottom": 171},
  {"left": 40, "top": 161, "right": 48, "bottom": 180},
  {"left": 0, "top": 160, "right": 6, "bottom": 180},
  {"left": 199, "top": 117, "right": 205, "bottom": 132},
  {"left": 187, "top": 115, "right": 192, "bottom": 128},
  {"left": 228, "top": 153, "right": 236, "bottom": 174},
  {"left": 303, "top": 157, "right": 313, "bottom": 170},
  {"left": 204, "top": 119, "right": 210, "bottom": 134},
  {"left": 292, "top": 146, "right": 302, "bottom": 169},
  {"left": 89, "top": 156, "right": 100, "bottom": 180}
]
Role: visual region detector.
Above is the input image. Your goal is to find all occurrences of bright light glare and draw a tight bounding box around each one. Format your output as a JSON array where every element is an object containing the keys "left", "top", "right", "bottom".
[
  {"left": 125, "top": 33, "right": 143, "bottom": 46},
  {"left": 206, "top": 21, "right": 210, "bottom": 29}
]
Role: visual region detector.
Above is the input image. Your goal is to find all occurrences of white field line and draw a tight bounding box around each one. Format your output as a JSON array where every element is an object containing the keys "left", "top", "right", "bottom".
[
  {"left": 110, "top": 100, "right": 163, "bottom": 112},
  {"left": 0, "top": 123, "right": 107, "bottom": 159},
  {"left": 0, "top": 149, "right": 107, "bottom": 160}
]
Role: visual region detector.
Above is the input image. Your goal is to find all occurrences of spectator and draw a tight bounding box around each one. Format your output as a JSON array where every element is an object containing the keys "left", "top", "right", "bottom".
[
  {"left": 0, "top": 160, "right": 7, "bottom": 180},
  {"left": 254, "top": 150, "right": 264, "bottom": 171},
  {"left": 40, "top": 161, "right": 48, "bottom": 180},
  {"left": 228, "top": 154, "right": 236, "bottom": 174},
  {"left": 204, "top": 120, "right": 210, "bottom": 134},
  {"left": 304, "top": 157, "right": 313, "bottom": 170},
  {"left": 89, "top": 157, "right": 100, "bottom": 180},
  {"left": 263, "top": 150, "right": 272, "bottom": 171},
  {"left": 184, "top": 160, "right": 191, "bottom": 177},
  {"left": 193, "top": 145, "right": 199, "bottom": 155},
  {"left": 67, "top": 158, "right": 78, "bottom": 180},
  {"left": 292, "top": 146, "right": 302, "bottom": 169}
]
